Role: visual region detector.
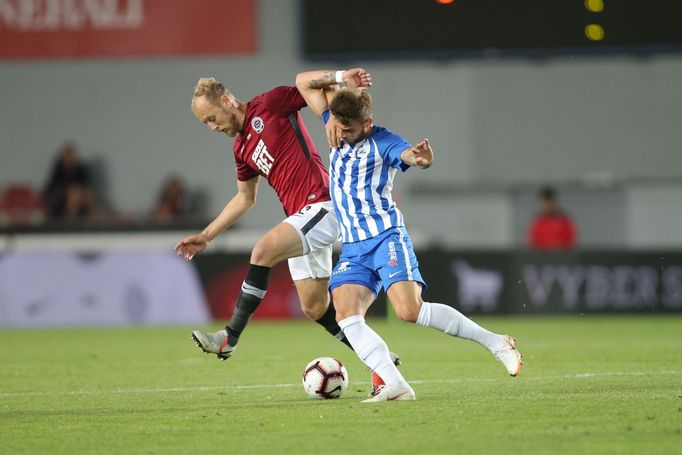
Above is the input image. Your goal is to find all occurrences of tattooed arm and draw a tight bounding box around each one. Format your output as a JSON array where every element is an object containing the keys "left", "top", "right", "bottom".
[
  {"left": 400, "top": 139, "right": 434, "bottom": 169},
  {"left": 295, "top": 70, "right": 337, "bottom": 118},
  {"left": 295, "top": 68, "right": 373, "bottom": 118},
  {"left": 306, "top": 71, "right": 337, "bottom": 90}
]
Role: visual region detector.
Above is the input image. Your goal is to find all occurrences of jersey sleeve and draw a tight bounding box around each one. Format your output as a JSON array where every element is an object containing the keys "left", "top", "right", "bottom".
[
  {"left": 235, "top": 155, "right": 258, "bottom": 181},
  {"left": 261, "top": 86, "right": 306, "bottom": 114},
  {"left": 379, "top": 130, "right": 412, "bottom": 172}
]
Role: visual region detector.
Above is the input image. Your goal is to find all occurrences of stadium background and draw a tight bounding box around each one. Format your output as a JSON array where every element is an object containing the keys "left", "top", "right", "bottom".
[
  {"left": 2, "top": 2, "right": 682, "bottom": 454},
  {"left": 1, "top": 0, "right": 681, "bottom": 323}
]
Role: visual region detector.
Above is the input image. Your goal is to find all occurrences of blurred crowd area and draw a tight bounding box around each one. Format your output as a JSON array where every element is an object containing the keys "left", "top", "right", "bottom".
[
  {"left": 0, "top": 142, "right": 206, "bottom": 230},
  {"left": 2, "top": 1, "right": 680, "bottom": 248}
]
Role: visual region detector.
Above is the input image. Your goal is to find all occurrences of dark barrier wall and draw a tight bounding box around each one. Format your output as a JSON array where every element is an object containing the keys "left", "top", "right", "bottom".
[
  {"left": 194, "top": 250, "right": 682, "bottom": 318},
  {"left": 192, "top": 253, "right": 388, "bottom": 320},
  {"left": 419, "top": 250, "right": 682, "bottom": 314}
]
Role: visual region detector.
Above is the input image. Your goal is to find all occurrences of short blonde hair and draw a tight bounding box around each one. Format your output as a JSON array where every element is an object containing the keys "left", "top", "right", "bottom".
[{"left": 192, "top": 77, "right": 230, "bottom": 104}]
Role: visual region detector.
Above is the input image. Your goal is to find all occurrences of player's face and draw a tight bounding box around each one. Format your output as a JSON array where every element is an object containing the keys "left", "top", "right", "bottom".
[
  {"left": 192, "top": 95, "right": 241, "bottom": 137},
  {"left": 335, "top": 118, "right": 372, "bottom": 146}
]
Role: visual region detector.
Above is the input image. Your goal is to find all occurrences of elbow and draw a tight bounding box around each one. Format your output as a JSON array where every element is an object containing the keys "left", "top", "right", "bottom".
[
  {"left": 236, "top": 193, "right": 257, "bottom": 210},
  {"left": 295, "top": 73, "right": 306, "bottom": 90},
  {"left": 245, "top": 193, "right": 257, "bottom": 207}
]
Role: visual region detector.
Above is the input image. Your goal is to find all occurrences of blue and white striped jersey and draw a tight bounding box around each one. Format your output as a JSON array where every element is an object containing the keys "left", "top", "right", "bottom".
[{"left": 322, "top": 110, "right": 411, "bottom": 243}]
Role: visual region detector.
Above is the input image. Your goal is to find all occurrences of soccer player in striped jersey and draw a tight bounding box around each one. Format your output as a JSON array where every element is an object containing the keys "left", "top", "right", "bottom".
[{"left": 296, "top": 68, "right": 523, "bottom": 402}]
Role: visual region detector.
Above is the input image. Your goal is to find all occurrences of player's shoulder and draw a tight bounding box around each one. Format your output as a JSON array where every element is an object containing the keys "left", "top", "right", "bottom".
[
  {"left": 370, "top": 125, "right": 409, "bottom": 147},
  {"left": 249, "top": 86, "right": 300, "bottom": 118},
  {"left": 249, "top": 88, "right": 275, "bottom": 108},
  {"left": 252, "top": 86, "right": 296, "bottom": 104}
]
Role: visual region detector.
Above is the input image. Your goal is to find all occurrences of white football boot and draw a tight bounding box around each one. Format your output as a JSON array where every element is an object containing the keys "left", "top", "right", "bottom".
[
  {"left": 368, "top": 351, "right": 401, "bottom": 397},
  {"left": 362, "top": 382, "right": 416, "bottom": 403},
  {"left": 491, "top": 335, "right": 523, "bottom": 376},
  {"left": 191, "top": 329, "right": 236, "bottom": 360}
]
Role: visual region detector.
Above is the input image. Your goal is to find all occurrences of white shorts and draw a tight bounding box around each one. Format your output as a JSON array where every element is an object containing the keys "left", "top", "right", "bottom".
[{"left": 283, "top": 200, "right": 340, "bottom": 281}]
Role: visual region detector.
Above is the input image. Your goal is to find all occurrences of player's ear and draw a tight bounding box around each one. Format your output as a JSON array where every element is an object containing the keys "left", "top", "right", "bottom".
[{"left": 220, "top": 94, "right": 233, "bottom": 108}]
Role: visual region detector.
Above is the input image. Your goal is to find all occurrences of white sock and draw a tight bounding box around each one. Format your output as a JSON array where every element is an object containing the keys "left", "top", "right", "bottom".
[
  {"left": 338, "top": 315, "right": 407, "bottom": 388},
  {"left": 416, "top": 302, "right": 502, "bottom": 351}
]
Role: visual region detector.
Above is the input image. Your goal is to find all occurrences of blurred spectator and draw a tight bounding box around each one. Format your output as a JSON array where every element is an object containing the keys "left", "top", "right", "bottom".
[
  {"left": 152, "top": 176, "right": 192, "bottom": 222},
  {"left": 527, "top": 186, "right": 577, "bottom": 250},
  {"left": 43, "top": 142, "right": 97, "bottom": 221}
]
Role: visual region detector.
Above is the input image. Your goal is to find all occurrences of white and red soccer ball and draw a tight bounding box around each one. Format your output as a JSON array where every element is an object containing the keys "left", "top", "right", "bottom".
[{"left": 302, "top": 357, "right": 349, "bottom": 399}]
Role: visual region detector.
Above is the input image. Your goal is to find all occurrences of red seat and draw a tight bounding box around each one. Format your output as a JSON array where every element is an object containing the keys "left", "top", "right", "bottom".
[{"left": 0, "top": 184, "right": 45, "bottom": 226}]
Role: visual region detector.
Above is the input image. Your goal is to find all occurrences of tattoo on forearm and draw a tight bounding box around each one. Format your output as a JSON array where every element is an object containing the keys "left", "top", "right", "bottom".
[
  {"left": 402, "top": 149, "right": 432, "bottom": 169},
  {"left": 307, "top": 72, "right": 336, "bottom": 89},
  {"left": 403, "top": 150, "right": 415, "bottom": 165}
]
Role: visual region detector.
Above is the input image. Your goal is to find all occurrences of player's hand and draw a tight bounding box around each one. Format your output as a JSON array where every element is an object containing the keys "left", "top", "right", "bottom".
[
  {"left": 413, "top": 139, "right": 434, "bottom": 169},
  {"left": 174, "top": 234, "right": 209, "bottom": 261},
  {"left": 325, "top": 116, "right": 341, "bottom": 148},
  {"left": 343, "top": 68, "right": 372, "bottom": 89}
]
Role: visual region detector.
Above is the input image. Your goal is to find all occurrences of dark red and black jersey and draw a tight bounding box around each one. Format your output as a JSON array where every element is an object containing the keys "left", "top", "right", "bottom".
[{"left": 232, "top": 86, "right": 330, "bottom": 216}]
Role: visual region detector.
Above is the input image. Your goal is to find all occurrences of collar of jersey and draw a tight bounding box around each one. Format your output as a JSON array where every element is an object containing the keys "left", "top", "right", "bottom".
[{"left": 340, "top": 137, "right": 369, "bottom": 151}]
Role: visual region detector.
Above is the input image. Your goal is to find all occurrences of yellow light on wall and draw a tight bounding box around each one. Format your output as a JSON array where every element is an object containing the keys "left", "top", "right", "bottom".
[
  {"left": 585, "top": 0, "right": 605, "bottom": 13},
  {"left": 585, "top": 24, "right": 605, "bottom": 41}
]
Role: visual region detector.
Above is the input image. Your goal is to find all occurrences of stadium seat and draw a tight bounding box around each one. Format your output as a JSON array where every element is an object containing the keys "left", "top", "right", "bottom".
[{"left": 0, "top": 184, "right": 45, "bottom": 226}]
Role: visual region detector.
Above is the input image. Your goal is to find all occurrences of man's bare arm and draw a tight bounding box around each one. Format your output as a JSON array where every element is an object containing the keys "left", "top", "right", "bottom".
[
  {"left": 200, "top": 177, "right": 259, "bottom": 240},
  {"left": 175, "top": 177, "right": 259, "bottom": 260},
  {"left": 296, "top": 70, "right": 340, "bottom": 118},
  {"left": 307, "top": 71, "right": 337, "bottom": 90},
  {"left": 400, "top": 139, "right": 434, "bottom": 169},
  {"left": 296, "top": 68, "right": 373, "bottom": 118}
]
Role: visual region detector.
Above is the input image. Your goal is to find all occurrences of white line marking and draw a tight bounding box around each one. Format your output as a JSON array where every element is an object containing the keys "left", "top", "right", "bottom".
[{"left": 0, "top": 371, "right": 677, "bottom": 398}]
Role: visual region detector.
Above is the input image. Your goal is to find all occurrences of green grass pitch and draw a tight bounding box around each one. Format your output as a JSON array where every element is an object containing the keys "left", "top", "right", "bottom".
[{"left": 2, "top": 315, "right": 681, "bottom": 454}]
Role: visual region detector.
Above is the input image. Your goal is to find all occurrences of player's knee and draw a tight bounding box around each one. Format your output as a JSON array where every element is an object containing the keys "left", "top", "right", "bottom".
[
  {"left": 300, "top": 299, "right": 327, "bottom": 320},
  {"left": 250, "top": 239, "right": 276, "bottom": 266},
  {"left": 392, "top": 298, "right": 422, "bottom": 323},
  {"left": 334, "top": 305, "right": 356, "bottom": 322}
]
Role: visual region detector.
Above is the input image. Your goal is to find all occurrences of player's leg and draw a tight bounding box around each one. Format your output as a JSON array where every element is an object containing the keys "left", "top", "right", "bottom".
[
  {"left": 389, "top": 279, "right": 503, "bottom": 346},
  {"left": 292, "top": 277, "right": 330, "bottom": 321},
  {"left": 192, "top": 221, "right": 304, "bottom": 359},
  {"left": 381, "top": 227, "right": 522, "bottom": 376},
  {"left": 193, "top": 201, "right": 344, "bottom": 359},
  {"left": 284, "top": 201, "right": 355, "bottom": 348},
  {"left": 331, "top": 255, "right": 414, "bottom": 402},
  {"left": 226, "top": 221, "right": 302, "bottom": 337},
  {"left": 290, "top": 272, "right": 352, "bottom": 350},
  {"left": 291, "top": 244, "right": 403, "bottom": 395},
  {"left": 386, "top": 280, "right": 523, "bottom": 377}
]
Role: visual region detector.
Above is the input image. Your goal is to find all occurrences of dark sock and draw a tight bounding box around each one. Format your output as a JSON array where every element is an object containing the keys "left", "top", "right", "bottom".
[
  {"left": 225, "top": 264, "right": 271, "bottom": 345},
  {"left": 244, "top": 263, "right": 270, "bottom": 290},
  {"left": 315, "top": 302, "right": 353, "bottom": 350}
]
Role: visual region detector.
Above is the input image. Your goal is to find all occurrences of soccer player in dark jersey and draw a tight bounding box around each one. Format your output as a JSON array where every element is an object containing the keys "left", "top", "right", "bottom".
[{"left": 176, "top": 78, "right": 397, "bottom": 375}]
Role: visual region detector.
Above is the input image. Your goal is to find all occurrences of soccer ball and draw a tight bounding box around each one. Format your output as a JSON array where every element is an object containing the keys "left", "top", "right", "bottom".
[{"left": 302, "top": 357, "right": 349, "bottom": 399}]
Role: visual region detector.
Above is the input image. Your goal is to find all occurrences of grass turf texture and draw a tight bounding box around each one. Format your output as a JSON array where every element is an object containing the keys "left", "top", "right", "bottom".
[{"left": 1, "top": 315, "right": 681, "bottom": 454}]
